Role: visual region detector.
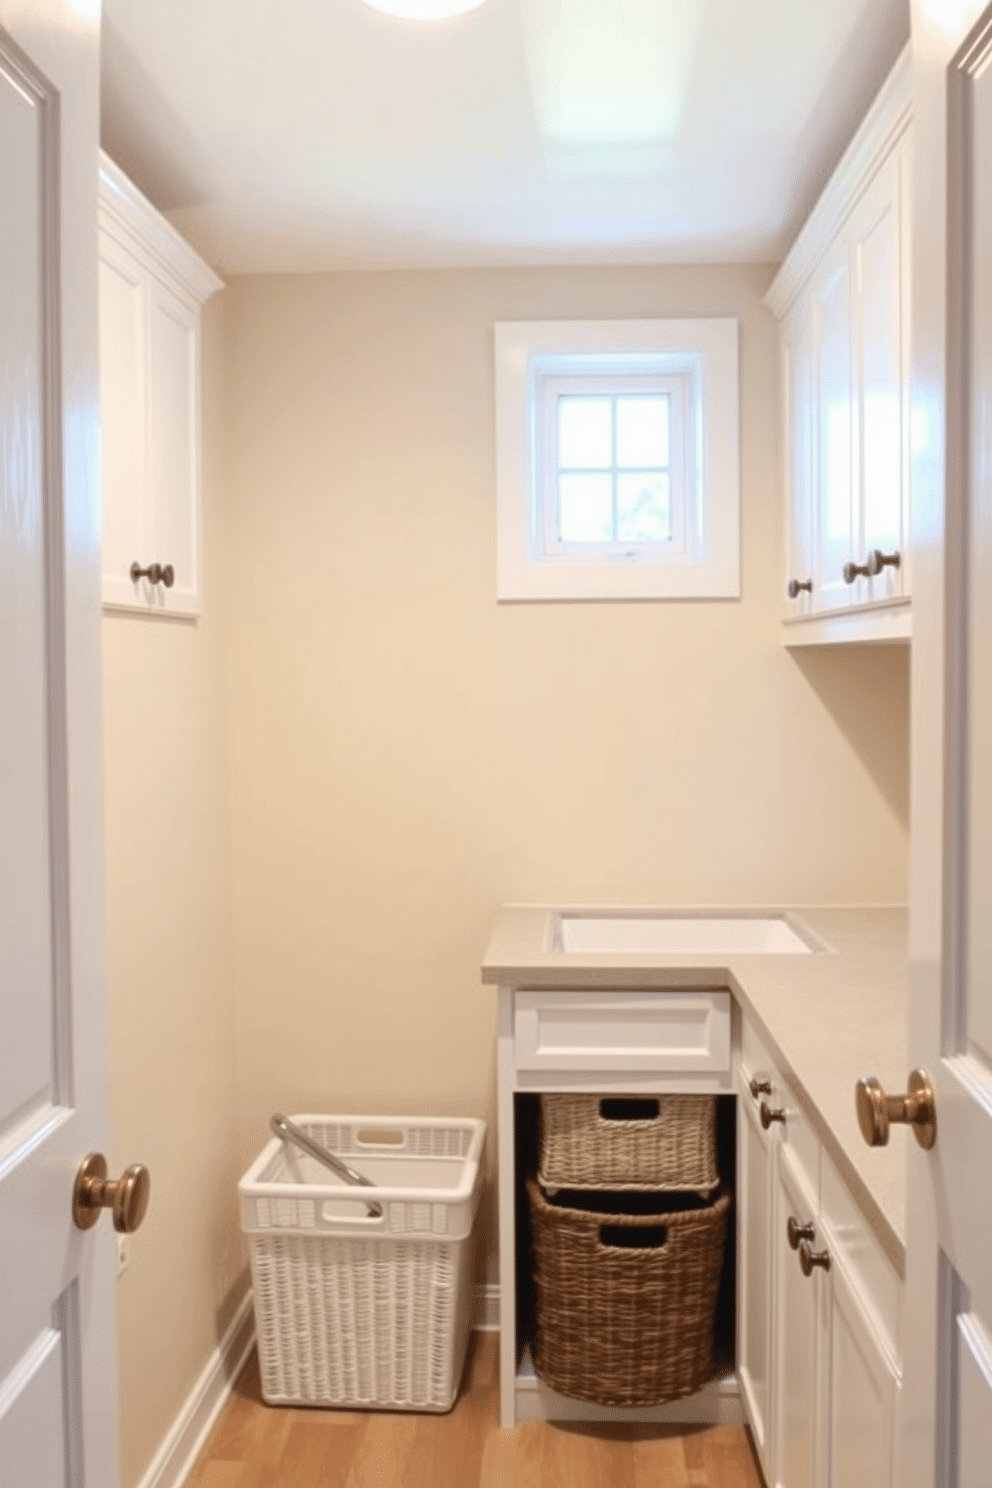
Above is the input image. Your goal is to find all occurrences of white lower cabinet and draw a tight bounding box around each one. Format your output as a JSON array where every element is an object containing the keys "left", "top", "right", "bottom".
[{"left": 739, "top": 1020, "right": 901, "bottom": 1488}]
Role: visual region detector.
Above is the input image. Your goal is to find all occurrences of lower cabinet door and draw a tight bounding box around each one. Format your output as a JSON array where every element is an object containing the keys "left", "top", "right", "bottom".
[
  {"left": 772, "top": 1149, "right": 821, "bottom": 1488},
  {"left": 825, "top": 1254, "right": 898, "bottom": 1488},
  {"left": 738, "top": 1084, "right": 773, "bottom": 1477}
]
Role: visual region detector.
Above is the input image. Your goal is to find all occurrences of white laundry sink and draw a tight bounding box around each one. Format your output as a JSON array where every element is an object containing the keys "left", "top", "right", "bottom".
[{"left": 550, "top": 913, "right": 816, "bottom": 956}]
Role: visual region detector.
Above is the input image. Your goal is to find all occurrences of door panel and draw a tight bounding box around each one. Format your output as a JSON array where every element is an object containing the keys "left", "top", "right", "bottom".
[
  {"left": 99, "top": 237, "right": 147, "bottom": 610},
  {"left": 853, "top": 156, "right": 905, "bottom": 603},
  {"left": 738, "top": 1086, "right": 772, "bottom": 1474},
  {"left": 772, "top": 1149, "right": 819, "bottom": 1488},
  {"left": 0, "top": 5, "right": 117, "bottom": 1486},
  {"left": 813, "top": 244, "right": 854, "bottom": 611},
  {"left": 147, "top": 279, "right": 199, "bottom": 613},
  {"left": 784, "top": 298, "right": 815, "bottom": 614},
  {"left": 826, "top": 1257, "right": 896, "bottom": 1488}
]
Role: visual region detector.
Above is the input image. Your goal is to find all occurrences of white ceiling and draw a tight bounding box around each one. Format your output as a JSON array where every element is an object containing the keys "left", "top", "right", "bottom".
[{"left": 100, "top": 0, "right": 910, "bottom": 274}]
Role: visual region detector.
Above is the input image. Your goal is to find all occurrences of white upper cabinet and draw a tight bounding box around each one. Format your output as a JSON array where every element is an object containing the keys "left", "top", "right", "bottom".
[
  {"left": 98, "top": 153, "right": 222, "bottom": 617},
  {"left": 767, "top": 48, "right": 912, "bottom": 646}
]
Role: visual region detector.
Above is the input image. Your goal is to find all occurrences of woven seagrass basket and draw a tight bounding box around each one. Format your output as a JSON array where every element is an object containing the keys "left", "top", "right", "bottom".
[
  {"left": 526, "top": 1178, "right": 731, "bottom": 1407},
  {"left": 538, "top": 1093, "right": 719, "bottom": 1195}
]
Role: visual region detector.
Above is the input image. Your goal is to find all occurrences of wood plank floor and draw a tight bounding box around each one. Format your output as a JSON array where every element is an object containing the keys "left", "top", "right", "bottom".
[{"left": 189, "top": 1336, "right": 764, "bottom": 1488}]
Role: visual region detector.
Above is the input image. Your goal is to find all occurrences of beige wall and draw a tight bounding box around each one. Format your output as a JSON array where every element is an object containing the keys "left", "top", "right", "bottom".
[
  {"left": 103, "top": 294, "right": 245, "bottom": 1488},
  {"left": 221, "top": 265, "right": 910, "bottom": 1278}
]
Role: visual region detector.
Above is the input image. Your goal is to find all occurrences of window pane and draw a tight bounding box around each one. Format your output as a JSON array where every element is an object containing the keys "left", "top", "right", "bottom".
[
  {"left": 558, "top": 397, "right": 612, "bottom": 469},
  {"left": 558, "top": 473, "right": 613, "bottom": 542},
  {"left": 616, "top": 396, "right": 669, "bottom": 468},
  {"left": 617, "top": 472, "right": 671, "bottom": 541}
]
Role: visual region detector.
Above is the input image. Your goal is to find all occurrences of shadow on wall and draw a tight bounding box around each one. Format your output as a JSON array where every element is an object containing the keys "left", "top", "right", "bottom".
[{"left": 788, "top": 644, "right": 910, "bottom": 832}]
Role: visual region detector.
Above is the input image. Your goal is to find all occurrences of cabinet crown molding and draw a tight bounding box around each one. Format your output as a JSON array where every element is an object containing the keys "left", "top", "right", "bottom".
[
  {"left": 764, "top": 44, "right": 912, "bottom": 322},
  {"left": 98, "top": 150, "right": 223, "bottom": 308}
]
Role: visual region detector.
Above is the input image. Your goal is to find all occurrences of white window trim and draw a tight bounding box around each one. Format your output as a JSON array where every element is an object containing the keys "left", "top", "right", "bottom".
[{"left": 494, "top": 317, "right": 740, "bottom": 601}]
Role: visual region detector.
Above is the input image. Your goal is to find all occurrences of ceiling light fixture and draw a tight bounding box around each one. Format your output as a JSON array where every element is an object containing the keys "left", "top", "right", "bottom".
[
  {"left": 359, "top": 0, "right": 489, "bottom": 18},
  {"left": 520, "top": 0, "right": 704, "bottom": 145}
]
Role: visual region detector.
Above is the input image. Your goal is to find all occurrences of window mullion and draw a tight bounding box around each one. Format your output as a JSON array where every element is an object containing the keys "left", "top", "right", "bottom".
[{"left": 610, "top": 395, "right": 619, "bottom": 541}]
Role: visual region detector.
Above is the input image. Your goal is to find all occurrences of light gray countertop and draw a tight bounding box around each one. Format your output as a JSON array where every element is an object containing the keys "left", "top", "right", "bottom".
[{"left": 482, "top": 903, "right": 908, "bottom": 1275}]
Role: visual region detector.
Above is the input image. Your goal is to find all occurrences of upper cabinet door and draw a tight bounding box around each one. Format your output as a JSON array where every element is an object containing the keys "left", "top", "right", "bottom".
[
  {"left": 850, "top": 152, "right": 907, "bottom": 606},
  {"left": 98, "top": 154, "right": 221, "bottom": 619},
  {"left": 99, "top": 235, "right": 148, "bottom": 611},
  {"left": 146, "top": 280, "right": 200, "bottom": 613},
  {"left": 783, "top": 295, "right": 815, "bottom": 616},
  {"left": 766, "top": 48, "right": 912, "bottom": 646},
  {"left": 813, "top": 241, "right": 854, "bottom": 614}
]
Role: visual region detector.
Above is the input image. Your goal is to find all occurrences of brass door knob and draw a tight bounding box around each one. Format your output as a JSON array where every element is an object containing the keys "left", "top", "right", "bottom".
[
  {"left": 749, "top": 1074, "right": 772, "bottom": 1099},
  {"left": 73, "top": 1153, "right": 151, "bottom": 1233},
  {"left": 855, "top": 1071, "right": 936, "bottom": 1150},
  {"left": 799, "top": 1239, "right": 831, "bottom": 1276},
  {"left": 760, "top": 1100, "right": 786, "bottom": 1129},
  {"left": 787, "top": 1216, "right": 815, "bottom": 1251}
]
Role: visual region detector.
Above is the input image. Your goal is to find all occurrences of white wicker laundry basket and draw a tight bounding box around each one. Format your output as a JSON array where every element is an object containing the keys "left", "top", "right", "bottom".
[{"left": 239, "top": 1114, "right": 485, "bottom": 1413}]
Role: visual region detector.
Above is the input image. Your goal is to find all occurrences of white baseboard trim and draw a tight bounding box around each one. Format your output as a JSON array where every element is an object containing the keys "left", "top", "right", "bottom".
[
  {"left": 136, "top": 1290, "right": 255, "bottom": 1488},
  {"left": 139, "top": 1279, "right": 494, "bottom": 1488},
  {"left": 473, "top": 1283, "right": 500, "bottom": 1332}
]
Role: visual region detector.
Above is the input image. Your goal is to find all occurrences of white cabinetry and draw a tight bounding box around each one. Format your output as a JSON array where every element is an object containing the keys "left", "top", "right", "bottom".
[
  {"left": 98, "top": 153, "right": 222, "bottom": 617},
  {"left": 739, "top": 1019, "right": 901, "bottom": 1488},
  {"left": 767, "top": 47, "right": 912, "bottom": 646}
]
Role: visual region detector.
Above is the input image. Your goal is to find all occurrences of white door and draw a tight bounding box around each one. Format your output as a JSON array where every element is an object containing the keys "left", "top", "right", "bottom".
[
  {"left": 0, "top": 4, "right": 120, "bottom": 1486},
  {"left": 901, "top": 0, "right": 992, "bottom": 1482}
]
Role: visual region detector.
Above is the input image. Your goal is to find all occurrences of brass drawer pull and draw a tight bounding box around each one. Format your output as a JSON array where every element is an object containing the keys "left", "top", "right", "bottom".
[
  {"left": 799, "top": 1239, "right": 831, "bottom": 1276},
  {"left": 130, "top": 561, "right": 175, "bottom": 588},
  {"left": 787, "top": 1216, "right": 815, "bottom": 1251},
  {"left": 748, "top": 1074, "right": 772, "bottom": 1100},
  {"left": 787, "top": 578, "right": 813, "bottom": 598},
  {"left": 760, "top": 1100, "right": 786, "bottom": 1129}
]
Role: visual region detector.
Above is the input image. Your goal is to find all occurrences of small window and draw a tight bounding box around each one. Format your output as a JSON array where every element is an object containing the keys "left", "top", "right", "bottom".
[{"left": 494, "top": 318, "right": 740, "bottom": 601}]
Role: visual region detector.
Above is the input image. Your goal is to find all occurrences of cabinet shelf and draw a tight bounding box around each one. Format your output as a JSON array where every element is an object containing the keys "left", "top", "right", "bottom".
[
  {"left": 513, "top": 1348, "right": 742, "bottom": 1426},
  {"left": 781, "top": 598, "right": 911, "bottom": 648}
]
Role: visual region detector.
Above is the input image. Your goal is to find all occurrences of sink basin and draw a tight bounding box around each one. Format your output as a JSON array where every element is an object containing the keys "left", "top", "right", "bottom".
[{"left": 550, "top": 914, "right": 815, "bottom": 956}]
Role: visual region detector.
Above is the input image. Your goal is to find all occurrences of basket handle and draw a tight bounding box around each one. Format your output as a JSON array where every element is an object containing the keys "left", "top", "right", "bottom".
[
  {"left": 599, "top": 1222, "right": 669, "bottom": 1250},
  {"left": 321, "top": 1200, "right": 385, "bottom": 1226},
  {"left": 598, "top": 1097, "right": 661, "bottom": 1122}
]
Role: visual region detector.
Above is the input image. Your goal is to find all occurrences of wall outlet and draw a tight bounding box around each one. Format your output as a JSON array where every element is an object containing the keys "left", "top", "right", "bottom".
[{"left": 116, "top": 1233, "right": 131, "bottom": 1277}]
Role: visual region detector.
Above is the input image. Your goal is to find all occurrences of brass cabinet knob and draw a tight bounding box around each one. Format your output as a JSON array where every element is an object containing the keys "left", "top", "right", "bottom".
[
  {"left": 72, "top": 1153, "right": 151, "bottom": 1233},
  {"left": 798, "top": 1239, "right": 831, "bottom": 1276},
  {"left": 130, "top": 561, "right": 175, "bottom": 589},
  {"left": 843, "top": 559, "right": 871, "bottom": 583},
  {"left": 787, "top": 578, "right": 813, "bottom": 598},
  {"left": 866, "top": 548, "right": 901, "bottom": 577},
  {"left": 787, "top": 1216, "right": 815, "bottom": 1251},
  {"left": 760, "top": 1100, "right": 786, "bottom": 1129},
  {"left": 749, "top": 1074, "right": 772, "bottom": 1099},
  {"left": 855, "top": 1070, "right": 936, "bottom": 1150}
]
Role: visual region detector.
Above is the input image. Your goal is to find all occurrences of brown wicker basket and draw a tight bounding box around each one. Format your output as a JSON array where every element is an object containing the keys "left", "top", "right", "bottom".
[
  {"left": 538, "top": 1093, "right": 719, "bottom": 1195},
  {"left": 526, "top": 1178, "right": 731, "bottom": 1407}
]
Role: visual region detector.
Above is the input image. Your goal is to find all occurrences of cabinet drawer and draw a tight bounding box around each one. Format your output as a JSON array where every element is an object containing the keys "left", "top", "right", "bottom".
[{"left": 513, "top": 991, "right": 731, "bottom": 1074}]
